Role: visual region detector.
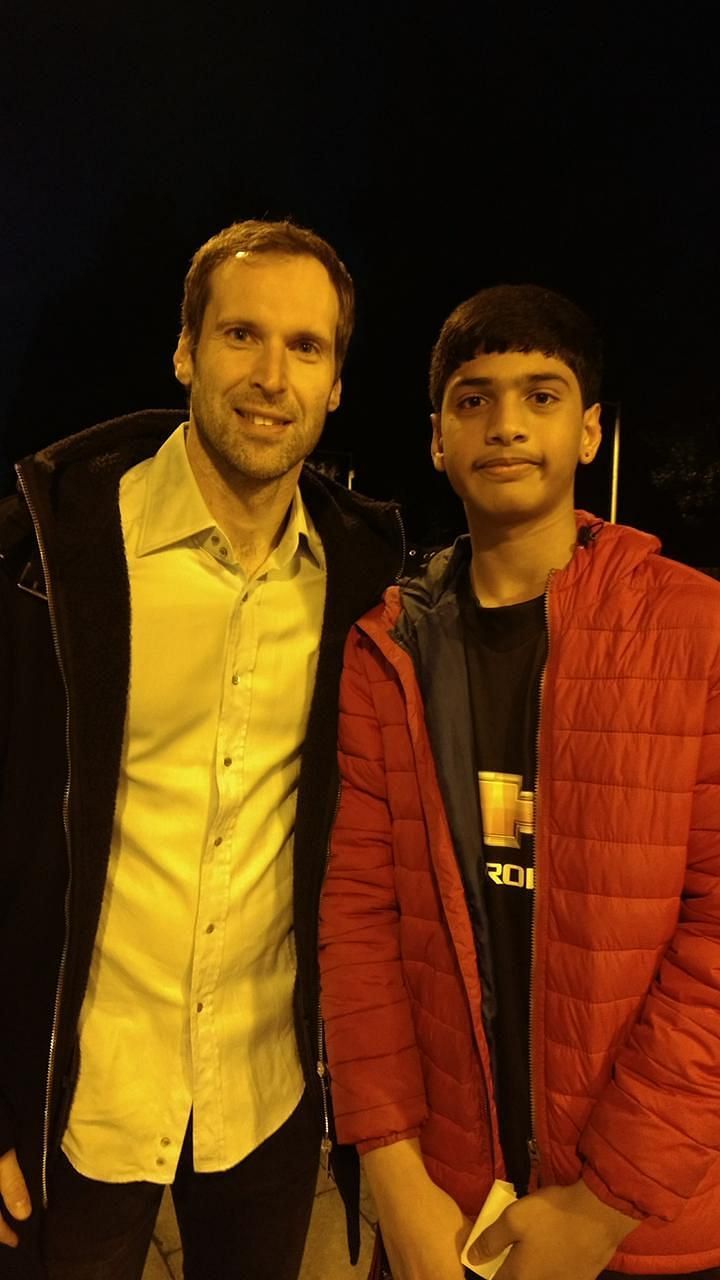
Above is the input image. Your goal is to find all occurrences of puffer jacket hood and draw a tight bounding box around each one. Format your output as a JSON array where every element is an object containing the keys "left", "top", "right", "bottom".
[{"left": 384, "top": 512, "right": 660, "bottom": 631}]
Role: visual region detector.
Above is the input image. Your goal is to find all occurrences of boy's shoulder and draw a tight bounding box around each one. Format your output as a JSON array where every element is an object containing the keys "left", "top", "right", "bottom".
[
  {"left": 573, "top": 518, "right": 720, "bottom": 626},
  {"left": 636, "top": 543, "right": 720, "bottom": 619},
  {"left": 581, "top": 526, "right": 720, "bottom": 685}
]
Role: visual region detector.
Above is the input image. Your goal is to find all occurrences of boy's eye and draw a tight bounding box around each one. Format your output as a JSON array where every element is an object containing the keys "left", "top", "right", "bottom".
[
  {"left": 529, "top": 391, "right": 558, "bottom": 406},
  {"left": 457, "top": 394, "right": 484, "bottom": 410}
]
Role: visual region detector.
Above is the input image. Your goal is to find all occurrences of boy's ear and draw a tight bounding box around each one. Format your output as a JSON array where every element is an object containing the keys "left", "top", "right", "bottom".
[
  {"left": 430, "top": 413, "right": 445, "bottom": 472},
  {"left": 579, "top": 402, "right": 602, "bottom": 464}
]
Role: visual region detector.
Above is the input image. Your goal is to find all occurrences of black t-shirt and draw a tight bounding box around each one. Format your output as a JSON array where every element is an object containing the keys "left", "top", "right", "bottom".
[{"left": 459, "top": 569, "right": 547, "bottom": 1194}]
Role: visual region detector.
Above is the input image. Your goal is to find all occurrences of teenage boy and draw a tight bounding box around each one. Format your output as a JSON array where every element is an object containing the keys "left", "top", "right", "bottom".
[
  {"left": 319, "top": 285, "right": 720, "bottom": 1280},
  {"left": 0, "top": 218, "right": 403, "bottom": 1279}
]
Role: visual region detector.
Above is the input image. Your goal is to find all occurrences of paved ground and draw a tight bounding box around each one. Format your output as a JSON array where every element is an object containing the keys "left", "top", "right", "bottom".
[{"left": 141, "top": 1166, "right": 377, "bottom": 1279}]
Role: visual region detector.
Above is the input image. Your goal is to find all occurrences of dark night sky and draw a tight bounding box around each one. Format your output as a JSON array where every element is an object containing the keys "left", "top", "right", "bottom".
[{"left": 2, "top": 1, "right": 719, "bottom": 562}]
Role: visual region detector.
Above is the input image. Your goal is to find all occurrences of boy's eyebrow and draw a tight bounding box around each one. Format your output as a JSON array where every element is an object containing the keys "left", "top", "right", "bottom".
[{"left": 450, "top": 371, "right": 572, "bottom": 392}]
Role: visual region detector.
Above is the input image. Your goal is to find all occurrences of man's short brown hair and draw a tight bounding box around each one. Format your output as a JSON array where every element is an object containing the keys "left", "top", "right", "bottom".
[{"left": 181, "top": 219, "right": 355, "bottom": 373}]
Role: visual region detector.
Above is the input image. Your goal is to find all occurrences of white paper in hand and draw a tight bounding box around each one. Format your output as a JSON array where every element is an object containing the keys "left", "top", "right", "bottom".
[{"left": 461, "top": 1179, "right": 517, "bottom": 1278}]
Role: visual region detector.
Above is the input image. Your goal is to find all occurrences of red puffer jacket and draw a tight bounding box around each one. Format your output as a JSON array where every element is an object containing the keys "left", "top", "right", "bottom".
[{"left": 319, "top": 518, "right": 720, "bottom": 1275}]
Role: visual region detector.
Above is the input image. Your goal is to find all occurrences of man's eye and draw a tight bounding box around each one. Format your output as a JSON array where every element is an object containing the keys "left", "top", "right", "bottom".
[
  {"left": 296, "top": 340, "right": 320, "bottom": 356},
  {"left": 457, "top": 394, "right": 484, "bottom": 410},
  {"left": 530, "top": 391, "right": 557, "bottom": 406},
  {"left": 227, "top": 327, "right": 251, "bottom": 342}
]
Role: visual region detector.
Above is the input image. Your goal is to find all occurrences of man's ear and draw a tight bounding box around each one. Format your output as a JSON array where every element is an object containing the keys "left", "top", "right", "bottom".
[
  {"left": 579, "top": 402, "right": 602, "bottom": 464},
  {"left": 328, "top": 378, "right": 342, "bottom": 414},
  {"left": 430, "top": 413, "right": 445, "bottom": 471},
  {"left": 173, "top": 331, "right": 194, "bottom": 388}
]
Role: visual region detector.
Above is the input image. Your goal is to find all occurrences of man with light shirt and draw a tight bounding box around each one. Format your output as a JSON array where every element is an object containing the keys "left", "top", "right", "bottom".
[{"left": 0, "top": 218, "right": 404, "bottom": 1278}]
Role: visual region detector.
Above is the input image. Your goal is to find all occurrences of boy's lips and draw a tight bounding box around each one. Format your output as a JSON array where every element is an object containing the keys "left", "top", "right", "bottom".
[
  {"left": 476, "top": 456, "right": 540, "bottom": 475},
  {"left": 478, "top": 454, "right": 539, "bottom": 468}
]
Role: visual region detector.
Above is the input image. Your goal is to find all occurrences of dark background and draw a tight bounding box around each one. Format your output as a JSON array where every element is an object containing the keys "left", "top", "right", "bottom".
[{"left": 2, "top": 1, "right": 719, "bottom": 563}]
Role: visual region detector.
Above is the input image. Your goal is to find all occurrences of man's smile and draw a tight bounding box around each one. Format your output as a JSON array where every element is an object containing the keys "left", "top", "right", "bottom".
[{"left": 234, "top": 408, "right": 293, "bottom": 427}]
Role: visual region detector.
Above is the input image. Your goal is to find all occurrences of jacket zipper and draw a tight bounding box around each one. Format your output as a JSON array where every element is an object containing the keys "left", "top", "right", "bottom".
[
  {"left": 527, "top": 572, "right": 553, "bottom": 1189},
  {"left": 316, "top": 780, "right": 342, "bottom": 1174},
  {"left": 16, "top": 465, "right": 73, "bottom": 1210}
]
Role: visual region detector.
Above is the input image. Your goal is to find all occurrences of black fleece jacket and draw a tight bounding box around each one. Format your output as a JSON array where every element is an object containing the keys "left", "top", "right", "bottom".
[{"left": 0, "top": 409, "right": 403, "bottom": 1267}]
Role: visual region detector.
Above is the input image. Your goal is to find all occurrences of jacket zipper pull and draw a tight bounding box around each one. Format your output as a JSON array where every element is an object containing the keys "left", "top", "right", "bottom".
[
  {"left": 316, "top": 1059, "right": 333, "bottom": 1173},
  {"left": 527, "top": 1137, "right": 541, "bottom": 1191}
]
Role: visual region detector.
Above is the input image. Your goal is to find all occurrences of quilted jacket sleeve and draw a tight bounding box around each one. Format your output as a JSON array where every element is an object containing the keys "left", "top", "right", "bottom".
[
  {"left": 579, "top": 671, "right": 720, "bottom": 1221},
  {"left": 319, "top": 627, "right": 428, "bottom": 1154}
]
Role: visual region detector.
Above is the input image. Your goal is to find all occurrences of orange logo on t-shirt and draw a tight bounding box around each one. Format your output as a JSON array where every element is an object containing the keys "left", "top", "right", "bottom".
[{"left": 478, "top": 771, "right": 534, "bottom": 851}]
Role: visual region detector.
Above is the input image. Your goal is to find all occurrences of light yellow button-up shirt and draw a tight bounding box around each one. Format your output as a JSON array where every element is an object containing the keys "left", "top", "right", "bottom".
[{"left": 62, "top": 424, "right": 325, "bottom": 1182}]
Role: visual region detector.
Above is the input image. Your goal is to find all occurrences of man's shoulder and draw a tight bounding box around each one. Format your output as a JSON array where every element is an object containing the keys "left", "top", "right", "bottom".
[
  {"left": 21, "top": 409, "right": 185, "bottom": 477},
  {"left": 300, "top": 464, "right": 400, "bottom": 535},
  {"left": 0, "top": 492, "right": 41, "bottom": 596},
  {"left": 300, "top": 466, "right": 404, "bottom": 600},
  {"left": 0, "top": 491, "right": 32, "bottom": 552}
]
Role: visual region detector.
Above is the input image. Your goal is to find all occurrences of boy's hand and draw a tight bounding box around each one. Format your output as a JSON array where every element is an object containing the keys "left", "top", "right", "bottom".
[
  {"left": 364, "top": 1139, "right": 471, "bottom": 1280},
  {"left": 467, "top": 1178, "right": 639, "bottom": 1279},
  {"left": 0, "top": 1149, "right": 31, "bottom": 1248},
  {"left": 381, "top": 1176, "right": 471, "bottom": 1280}
]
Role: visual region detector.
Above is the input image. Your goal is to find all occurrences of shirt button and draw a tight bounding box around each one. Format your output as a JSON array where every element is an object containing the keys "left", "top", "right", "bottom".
[
  {"left": 156, "top": 1157, "right": 165, "bottom": 1167},
  {"left": 223, "top": 756, "right": 232, "bottom": 767},
  {"left": 231, "top": 673, "right": 240, "bottom": 685},
  {"left": 219, "top": 547, "right": 228, "bottom": 558},
  {"left": 206, "top": 923, "right": 215, "bottom": 934},
  {"left": 197, "top": 1001, "right": 204, "bottom": 1012},
  {"left": 211, "top": 535, "right": 220, "bottom": 545},
  {"left": 160, "top": 1137, "right": 171, "bottom": 1147},
  {"left": 214, "top": 836, "right": 223, "bottom": 847}
]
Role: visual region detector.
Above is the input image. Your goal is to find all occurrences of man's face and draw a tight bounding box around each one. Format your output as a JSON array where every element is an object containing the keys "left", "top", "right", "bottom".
[
  {"left": 174, "top": 253, "right": 341, "bottom": 482},
  {"left": 431, "top": 349, "right": 601, "bottom": 526}
]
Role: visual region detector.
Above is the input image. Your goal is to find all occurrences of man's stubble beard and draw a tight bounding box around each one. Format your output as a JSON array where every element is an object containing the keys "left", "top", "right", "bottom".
[{"left": 190, "top": 381, "right": 328, "bottom": 484}]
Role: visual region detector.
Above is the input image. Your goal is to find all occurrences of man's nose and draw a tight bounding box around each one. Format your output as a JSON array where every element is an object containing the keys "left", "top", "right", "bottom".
[{"left": 250, "top": 343, "right": 288, "bottom": 396}]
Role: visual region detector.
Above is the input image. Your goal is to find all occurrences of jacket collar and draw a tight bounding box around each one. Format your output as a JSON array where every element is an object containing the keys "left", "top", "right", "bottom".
[
  {"left": 134, "top": 422, "right": 324, "bottom": 571},
  {"left": 396, "top": 511, "right": 662, "bottom": 631},
  {"left": 13, "top": 407, "right": 404, "bottom": 586}
]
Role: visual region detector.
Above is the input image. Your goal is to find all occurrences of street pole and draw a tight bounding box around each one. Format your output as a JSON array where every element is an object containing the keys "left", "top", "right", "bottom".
[{"left": 610, "top": 402, "right": 621, "bottom": 524}]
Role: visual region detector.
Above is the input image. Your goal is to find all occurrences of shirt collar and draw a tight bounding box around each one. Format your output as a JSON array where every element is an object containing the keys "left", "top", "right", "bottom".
[
  {"left": 271, "top": 488, "right": 325, "bottom": 574},
  {"left": 137, "top": 424, "right": 216, "bottom": 555},
  {"left": 136, "top": 423, "right": 324, "bottom": 572}
]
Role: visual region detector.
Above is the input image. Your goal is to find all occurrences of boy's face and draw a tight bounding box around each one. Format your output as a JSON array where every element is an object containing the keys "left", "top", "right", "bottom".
[{"left": 431, "top": 349, "right": 601, "bottom": 527}]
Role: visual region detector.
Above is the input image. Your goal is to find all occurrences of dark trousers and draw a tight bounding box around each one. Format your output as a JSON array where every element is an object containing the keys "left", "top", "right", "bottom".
[{"left": 42, "top": 1091, "right": 319, "bottom": 1280}]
